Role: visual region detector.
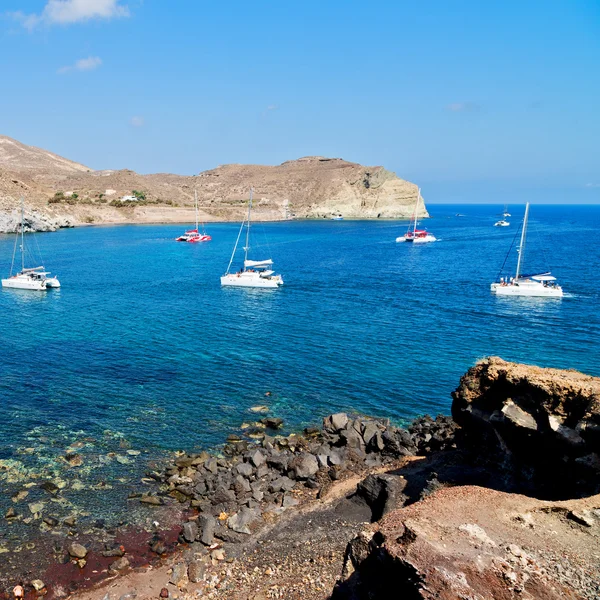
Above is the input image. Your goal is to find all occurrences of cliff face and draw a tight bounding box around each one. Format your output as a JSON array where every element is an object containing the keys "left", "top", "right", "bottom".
[{"left": 0, "top": 137, "right": 426, "bottom": 231}]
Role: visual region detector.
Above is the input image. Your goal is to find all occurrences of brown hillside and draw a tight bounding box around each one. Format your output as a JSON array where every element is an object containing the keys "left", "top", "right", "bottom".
[{"left": 0, "top": 136, "right": 426, "bottom": 231}]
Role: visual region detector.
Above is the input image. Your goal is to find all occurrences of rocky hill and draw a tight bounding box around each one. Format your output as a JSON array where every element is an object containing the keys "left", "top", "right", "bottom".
[{"left": 0, "top": 135, "right": 427, "bottom": 232}]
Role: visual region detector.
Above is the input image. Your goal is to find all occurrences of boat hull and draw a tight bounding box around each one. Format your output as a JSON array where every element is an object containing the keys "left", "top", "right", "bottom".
[
  {"left": 490, "top": 282, "right": 563, "bottom": 298},
  {"left": 2, "top": 277, "right": 46, "bottom": 291},
  {"left": 45, "top": 277, "right": 61, "bottom": 288},
  {"left": 397, "top": 234, "right": 437, "bottom": 244},
  {"left": 221, "top": 273, "right": 283, "bottom": 288}
]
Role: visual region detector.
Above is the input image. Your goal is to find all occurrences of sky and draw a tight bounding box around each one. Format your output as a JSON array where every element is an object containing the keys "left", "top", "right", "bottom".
[{"left": 1, "top": 0, "right": 599, "bottom": 203}]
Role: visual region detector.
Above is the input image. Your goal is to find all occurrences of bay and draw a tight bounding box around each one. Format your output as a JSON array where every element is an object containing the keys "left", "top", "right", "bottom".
[{"left": 0, "top": 204, "right": 598, "bottom": 485}]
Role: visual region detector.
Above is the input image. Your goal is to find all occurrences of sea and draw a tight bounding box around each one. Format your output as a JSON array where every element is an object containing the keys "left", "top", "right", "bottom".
[{"left": 0, "top": 203, "right": 599, "bottom": 528}]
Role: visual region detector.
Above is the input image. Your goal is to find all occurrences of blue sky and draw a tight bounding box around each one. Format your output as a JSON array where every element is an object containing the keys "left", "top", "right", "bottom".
[{"left": 1, "top": 0, "right": 599, "bottom": 203}]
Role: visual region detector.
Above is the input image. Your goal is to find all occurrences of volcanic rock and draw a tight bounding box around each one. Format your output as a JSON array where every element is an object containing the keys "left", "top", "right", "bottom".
[{"left": 452, "top": 357, "right": 600, "bottom": 496}]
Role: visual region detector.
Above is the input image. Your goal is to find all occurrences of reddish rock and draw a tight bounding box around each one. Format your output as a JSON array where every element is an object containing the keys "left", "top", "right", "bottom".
[{"left": 334, "top": 486, "right": 600, "bottom": 600}]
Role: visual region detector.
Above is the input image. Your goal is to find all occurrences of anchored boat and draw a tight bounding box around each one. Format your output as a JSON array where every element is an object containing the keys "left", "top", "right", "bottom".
[
  {"left": 491, "top": 203, "right": 563, "bottom": 298},
  {"left": 2, "top": 198, "right": 60, "bottom": 291},
  {"left": 221, "top": 189, "right": 283, "bottom": 289},
  {"left": 396, "top": 188, "right": 436, "bottom": 243},
  {"left": 176, "top": 190, "right": 211, "bottom": 243}
]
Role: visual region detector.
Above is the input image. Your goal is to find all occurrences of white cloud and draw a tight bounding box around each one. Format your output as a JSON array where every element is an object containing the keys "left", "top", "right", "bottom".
[
  {"left": 446, "top": 102, "right": 480, "bottom": 113},
  {"left": 11, "top": 0, "right": 129, "bottom": 30},
  {"left": 130, "top": 116, "right": 144, "bottom": 127},
  {"left": 58, "top": 55, "right": 102, "bottom": 74}
]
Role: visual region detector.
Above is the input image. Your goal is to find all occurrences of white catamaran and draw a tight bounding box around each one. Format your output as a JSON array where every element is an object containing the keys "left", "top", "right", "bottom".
[
  {"left": 2, "top": 198, "right": 60, "bottom": 291},
  {"left": 221, "top": 189, "right": 283, "bottom": 288},
  {"left": 396, "top": 188, "right": 436, "bottom": 243},
  {"left": 490, "top": 202, "right": 563, "bottom": 298}
]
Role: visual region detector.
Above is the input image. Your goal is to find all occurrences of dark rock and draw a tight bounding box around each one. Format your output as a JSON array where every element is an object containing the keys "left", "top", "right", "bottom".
[
  {"left": 160, "top": 588, "right": 169, "bottom": 598},
  {"left": 261, "top": 417, "right": 284, "bottom": 429},
  {"left": 236, "top": 462, "right": 254, "bottom": 478},
  {"left": 182, "top": 521, "right": 198, "bottom": 543},
  {"left": 194, "top": 481, "right": 207, "bottom": 496},
  {"left": 40, "top": 481, "right": 60, "bottom": 495},
  {"left": 256, "top": 463, "right": 270, "bottom": 478},
  {"left": 328, "top": 450, "right": 344, "bottom": 466},
  {"left": 267, "top": 453, "right": 289, "bottom": 472},
  {"left": 204, "top": 457, "right": 218, "bottom": 474},
  {"left": 248, "top": 449, "right": 266, "bottom": 468},
  {"left": 451, "top": 357, "right": 600, "bottom": 497},
  {"left": 63, "top": 515, "right": 77, "bottom": 527},
  {"left": 197, "top": 513, "right": 217, "bottom": 545},
  {"left": 290, "top": 453, "right": 319, "bottom": 479},
  {"left": 215, "top": 527, "right": 247, "bottom": 544},
  {"left": 361, "top": 422, "right": 380, "bottom": 445},
  {"left": 5, "top": 507, "right": 18, "bottom": 519},
  {"left": 211, "top": 486, "right": 236, "bottom": 505},
  {"left": 341, "top": 426, "right": 366, "bottom": 454},
  {"left": 43, "top": 516, "right": 59, "bottom": 527},
  {"left": 356, "top": 473, "right": 408, "bottom": 521},
  {"left": 269, "top": 476, "right": 295, "bottom": 493},
  {"left": 324, "top": 413, "right": 349, "bottom": 433}
]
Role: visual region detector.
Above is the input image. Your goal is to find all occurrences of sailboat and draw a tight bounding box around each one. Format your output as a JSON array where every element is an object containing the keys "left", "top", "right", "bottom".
[
  {"left": 494, "top": 204, "right": 511, "bottom": 226},
  {"left": 396, "top": 188, "right": 436, "bottom": 243},
  {"left": 2, "top": 198, "right": 60, "bottom": 291},
  {"left": 176, "top": 190, "right": 211, "bottom": 242},
  {"left": 491, "top": 203, "right": 563, "bottom": 298},
  {"left": 221, "top": 189, "right": 283, "bottom": 288}
]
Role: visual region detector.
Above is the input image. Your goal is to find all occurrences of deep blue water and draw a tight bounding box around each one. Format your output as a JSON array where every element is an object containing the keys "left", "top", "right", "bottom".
[{"left": 0, "top": 204, "right": 599, "bottom": 520}]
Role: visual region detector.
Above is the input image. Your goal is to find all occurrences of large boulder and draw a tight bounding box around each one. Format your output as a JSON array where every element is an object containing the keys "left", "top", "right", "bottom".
[
  {"left": 452, "top": 357, "right": 600, "bottom": 497},
  {"left": 290, "top": 453, "right": 319, "bottom": 479},
  {"left": 333, "top": 486, "right": 600, "bottom": 600}
]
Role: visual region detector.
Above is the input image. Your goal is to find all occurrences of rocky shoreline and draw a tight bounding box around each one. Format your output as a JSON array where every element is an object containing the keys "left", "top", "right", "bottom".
[
  {"left": 0, "top": 208, "right": 74, "bottom": 234},
  {"left": 2, "top": 357, "right": 600, "bottom": 600}
]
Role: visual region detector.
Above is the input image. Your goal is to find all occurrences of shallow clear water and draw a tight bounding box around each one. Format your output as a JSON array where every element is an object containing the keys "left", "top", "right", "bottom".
[{"left": 0, "top": 204, "right": 599, "bottom": 520}]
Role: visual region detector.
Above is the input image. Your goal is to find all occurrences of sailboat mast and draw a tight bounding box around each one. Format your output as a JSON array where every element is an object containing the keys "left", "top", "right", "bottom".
[
  {"left": 414, "top": 189, "right": 421, "bottom": 234},
  {"left": 194, "top": 189, "right": 199, "bottom": 231},
  {"left": 244, "top": 188, "right": 253, "bottom": 268},
  {"left": 515, "top": 202, "right": 529, "bottom": 280},
  {"left": 20, "top": 196, "right": 25, "bottom": 272}
]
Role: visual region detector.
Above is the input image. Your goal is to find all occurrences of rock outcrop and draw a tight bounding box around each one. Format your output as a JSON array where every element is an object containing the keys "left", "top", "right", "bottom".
[
  {"left": 452, "top": 357, "right": 600, "bottom": 497},
  {"left": 334, "top": 358, "right": 600, "bottom": 600},
  {"left": 0, "top": 135, "right": 427, "bottom": 229},
  {"left": 333, "top": 486, "right": 600, "bottom": 600}
]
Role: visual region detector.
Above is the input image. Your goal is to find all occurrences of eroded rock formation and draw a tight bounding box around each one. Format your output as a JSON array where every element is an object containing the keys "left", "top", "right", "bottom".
[
  {"left": 452, "top": 357, "right": 600, "bottom": 497},
  {"left": 333, "top": 358, "right": 600, "bottom": 600}
]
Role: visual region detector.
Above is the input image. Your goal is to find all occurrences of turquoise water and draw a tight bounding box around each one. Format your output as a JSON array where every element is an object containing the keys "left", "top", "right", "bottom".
[{"left": 1, "top": 205, "right": 599, "bottom": 465}]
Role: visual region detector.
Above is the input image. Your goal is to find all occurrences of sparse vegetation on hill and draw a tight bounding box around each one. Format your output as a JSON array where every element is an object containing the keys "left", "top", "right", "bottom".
[{"left": 0, "top": 135, "right": 427, "bottom": 230}]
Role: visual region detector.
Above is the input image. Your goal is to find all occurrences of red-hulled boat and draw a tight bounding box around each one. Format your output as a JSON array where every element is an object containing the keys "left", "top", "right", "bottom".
[{"left": 176, "top": 190, "right": 211, "bottom": 243}]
